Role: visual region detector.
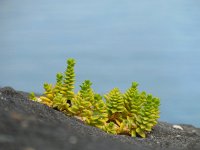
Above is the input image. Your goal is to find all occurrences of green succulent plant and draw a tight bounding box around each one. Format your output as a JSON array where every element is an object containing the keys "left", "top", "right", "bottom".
[
  {"left": 39, "top": 83, "right": 54, "bottom": 107},
  {"left": 54, "top": 73, "right": 63, "bottom": 94},
  {"left": 61, "top": 59, "right": 76, "bottom": 104},
  {"left": 30, "top": 58, "right": 160, "bottom": 138},
  {"left": 104, "top": 88, "right": 124, "bottom": 123},
  {"left": 134, "top": 94, "right": 160, "bottom": 137},
  {"left": 102, "top": 122, "right": 118, "bottom": 135},
  {"left": 30, "top": 58, "right": 76, "bottom": 109},
  {"left": 51, "top": 73, "right": 71, "bottom": 112},
  {"left": 123, "top": 83, "right": 160, "bottom": 137},
  {"left": 52, "top": 93, "right": 69, "bottom": 111},
  {"left": 91, "top": 94, "right": 108, "bottom": 129},
  {"left": 69, "top": 80, "right": 108, "bottom": 128},
  {"left": 69, "top": 80, "right": 94, "bottom": 119},
  {"left": 29, "top": 92, "right": 37, "bottom": 101}
]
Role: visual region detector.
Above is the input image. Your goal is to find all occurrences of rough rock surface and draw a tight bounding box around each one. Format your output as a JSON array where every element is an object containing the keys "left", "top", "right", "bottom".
[{"left": 0, "top": 87, "right": 200, "bottom": 150}]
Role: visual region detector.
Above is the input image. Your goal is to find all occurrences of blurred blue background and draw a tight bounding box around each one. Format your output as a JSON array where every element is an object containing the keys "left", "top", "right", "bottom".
[{"left": 0, "top": 0, "right": 200, "bottom": 127}]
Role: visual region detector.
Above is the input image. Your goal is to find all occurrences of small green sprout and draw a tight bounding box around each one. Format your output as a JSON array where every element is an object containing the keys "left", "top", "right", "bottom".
[
  {"left": 30, "top": 58, "right": 160, "bottom": 138},
  {"left": 29, "top": 92, "right": 37, "bottom": 101}
]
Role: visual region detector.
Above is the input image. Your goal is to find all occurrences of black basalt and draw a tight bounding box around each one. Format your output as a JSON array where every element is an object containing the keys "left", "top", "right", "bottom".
[{"left": 0, "top": 87, "right": 200, "bottom": 150}]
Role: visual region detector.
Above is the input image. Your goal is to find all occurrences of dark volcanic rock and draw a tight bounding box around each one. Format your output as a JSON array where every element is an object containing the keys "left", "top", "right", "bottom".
[{"left": 0, "top": 87, "right": 200, "bottom": 150}]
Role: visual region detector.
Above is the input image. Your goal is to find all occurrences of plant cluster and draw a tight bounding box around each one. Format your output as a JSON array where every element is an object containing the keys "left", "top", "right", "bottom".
[{"left": 30, "top": 58, "right": 160, "bottom": 138}]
